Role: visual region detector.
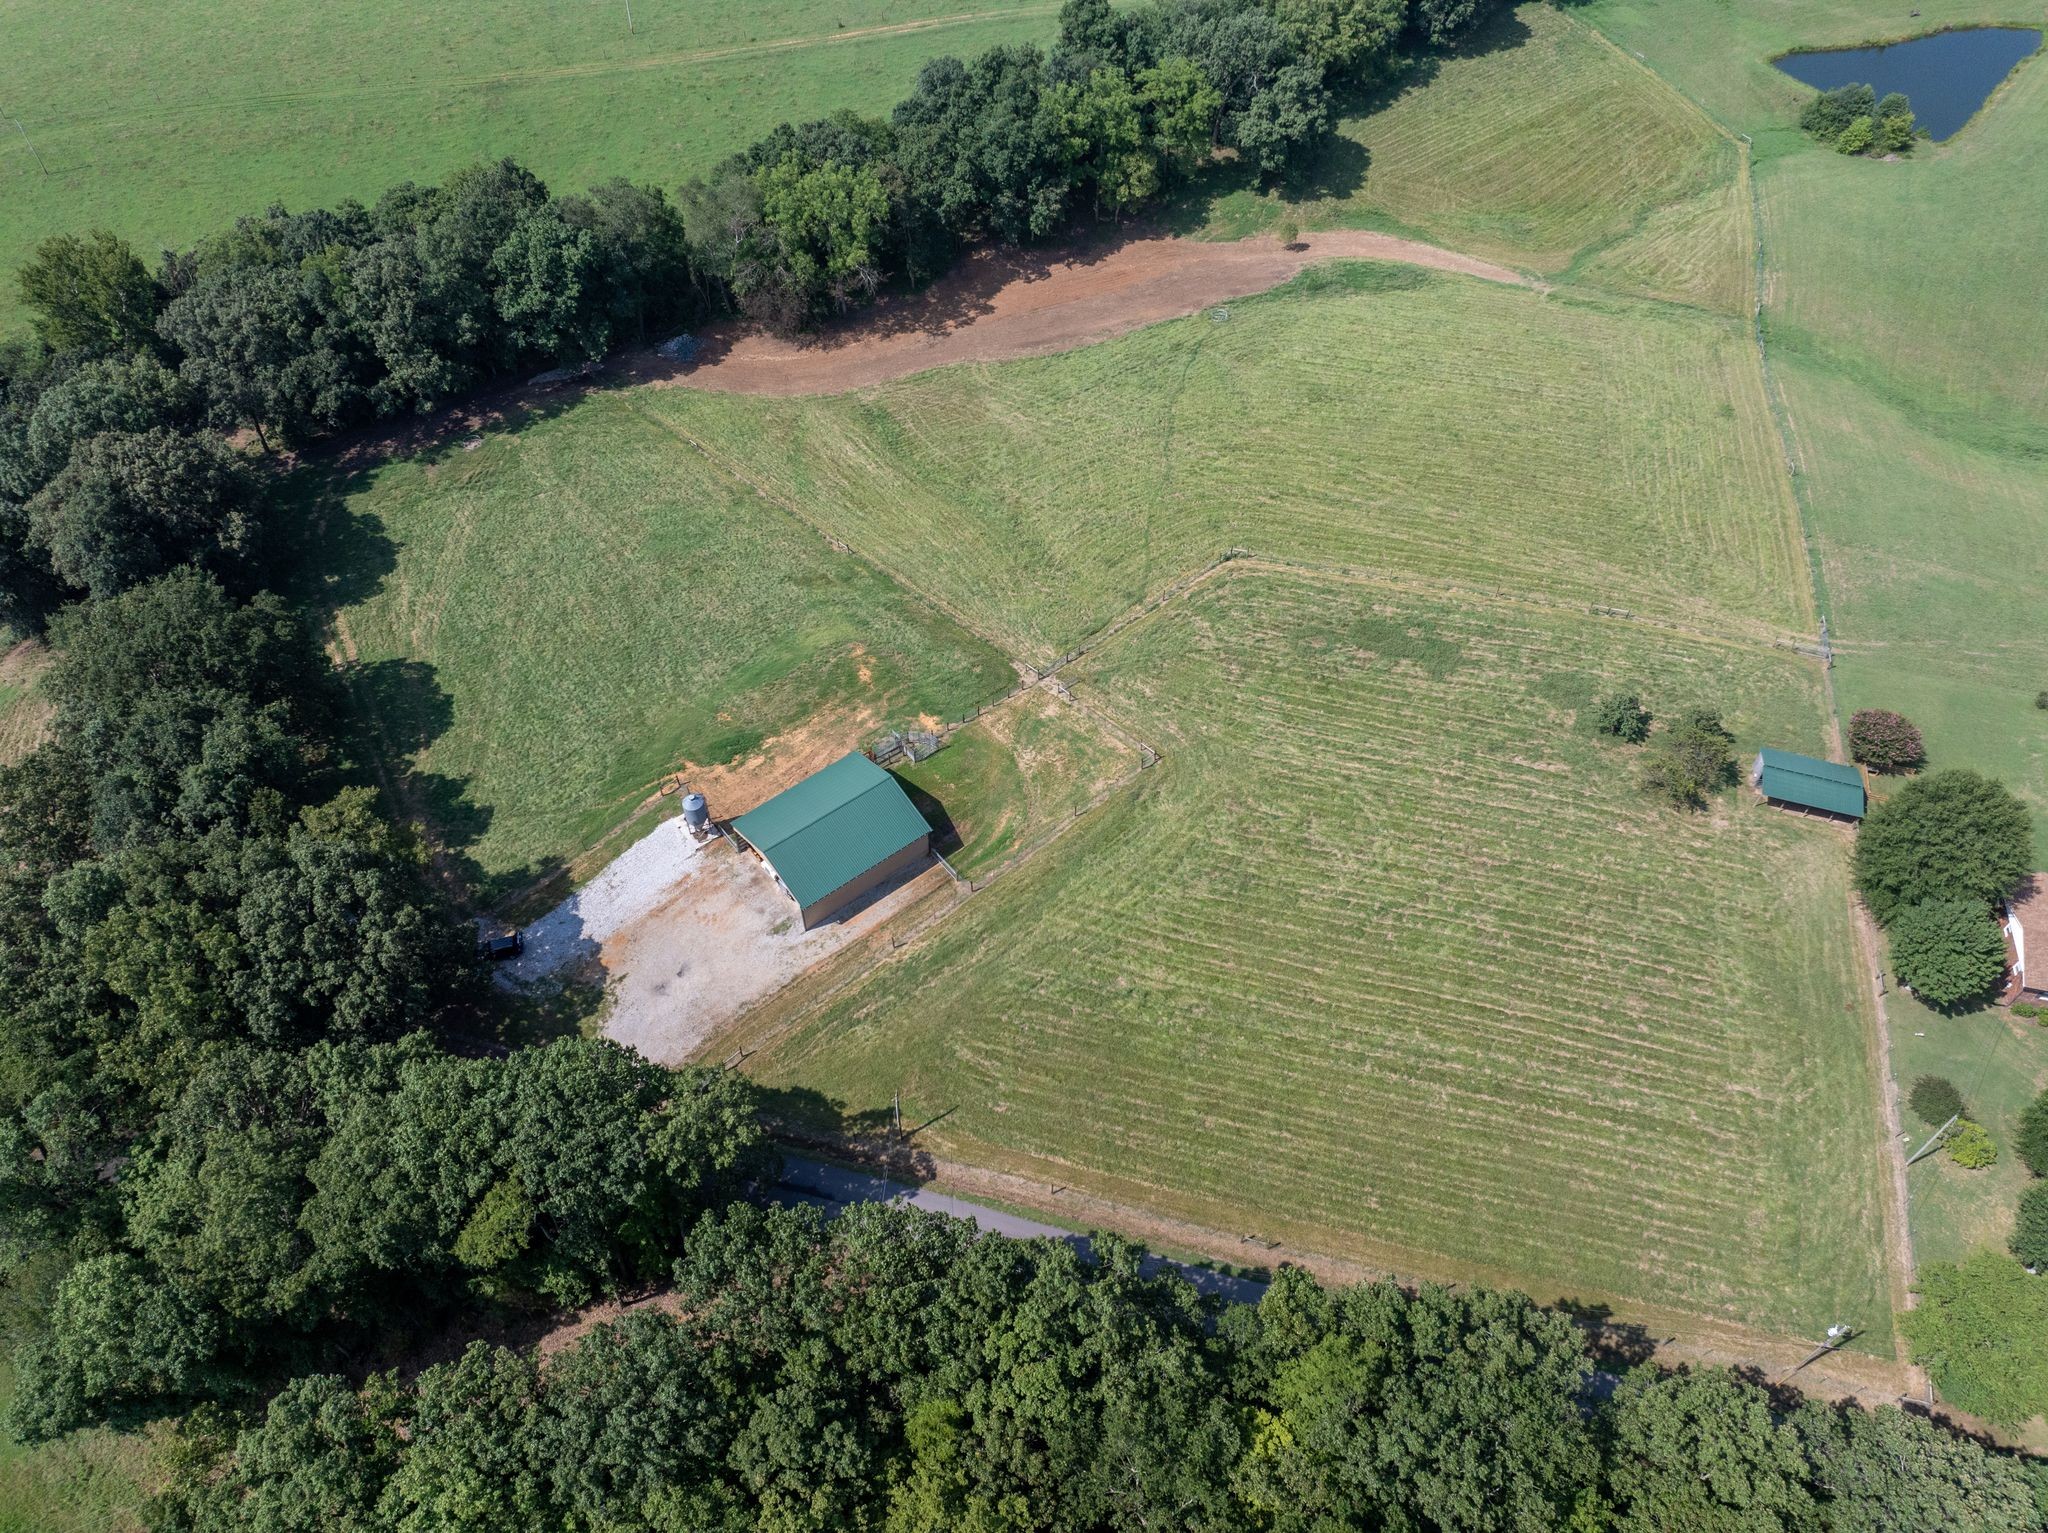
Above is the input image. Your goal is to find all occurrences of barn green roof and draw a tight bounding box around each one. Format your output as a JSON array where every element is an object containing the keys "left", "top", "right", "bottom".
[
  {"left": 732, "top": 752, "right": 929, "bottom": 909},
  {"left": 1755, "top": 747, "right": 1866, "bottom": 818}
]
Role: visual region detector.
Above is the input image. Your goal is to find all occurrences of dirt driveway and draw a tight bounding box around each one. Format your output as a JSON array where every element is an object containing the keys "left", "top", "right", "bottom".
[
  {"left": 498, "top": 818, "right": 943, "bottom": 1063},
  {"left": 628, "top": 229, "right": 1531, "bottom": 397}
]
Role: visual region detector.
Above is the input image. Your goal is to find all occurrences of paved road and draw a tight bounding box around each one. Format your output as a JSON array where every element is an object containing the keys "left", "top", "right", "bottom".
[{"left": 775, "top": 1153, "right": 1271, "bottom": 1305}]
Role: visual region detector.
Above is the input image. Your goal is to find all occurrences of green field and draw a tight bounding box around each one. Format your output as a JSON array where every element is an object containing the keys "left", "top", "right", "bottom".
[
  {"left": 1195, "top": 4, "right": 1751, "bottom": 311},
  {"left": 320, "top": 220, "right": 1904, "bottom": 1331},
  {"left": 742, "top": 572, "right": 1893, "bottom": 1339},
  {"left": 1581, "top": 1, "right": 2048, "bottom": 852},
  {"left": 307, "top": 390, "right": 1010, "bottom": 894},
  {"left": 0, "top": 0, "right": 1058, "bottom": 336},
  {"left": 642, "top": 263, "right": 1809, "bottom": 667},
  {"left": 898, "top": 688, "right": 1144, "bottom": 877},
  {"left": 1578, "top": 0, "right": 2048, "bottom": 1323},
  {"left": 1888, "top": 994, "right": 2048, "bottom": 1270},
  {"left": 0, "top": 1359, "right": 147, "bottom": 1533}
]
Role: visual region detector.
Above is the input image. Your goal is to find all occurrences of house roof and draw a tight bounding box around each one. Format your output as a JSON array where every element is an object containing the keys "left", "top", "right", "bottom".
[
  {"left": 732, "top": 752, "right": 929, "bottom": 909},
  {"left": 1755, "top": 747, "right": 1866, "bottom": 818},
  {"left": 2010, "top": 878, "right": 2048, "bottom": 987}
]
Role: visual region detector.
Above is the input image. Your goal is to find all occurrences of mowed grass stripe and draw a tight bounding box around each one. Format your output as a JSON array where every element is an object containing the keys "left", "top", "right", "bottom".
[
  {"left": 643, "top": 266, "right": 1810, "bottom": 669},
  {"left": 747, "top": 573, "right": 1889, "bottom": 1335},
  {"left": 1297, "top": 4, "right": 1733, "bottom": 272}
]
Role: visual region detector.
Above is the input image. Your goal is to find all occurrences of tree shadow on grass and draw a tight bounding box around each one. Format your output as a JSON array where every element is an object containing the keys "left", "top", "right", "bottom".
[
  {"left": 1554, "top": 1297, "right": 1658, "bottom": 1369},
  {"left": 755, "top": 1083, "right": 940, "bottom": 1184}
]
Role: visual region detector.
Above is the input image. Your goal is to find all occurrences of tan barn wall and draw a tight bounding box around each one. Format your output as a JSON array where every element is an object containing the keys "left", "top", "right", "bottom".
[{"left": 798, "top": 835, "right": 930, "bottom": 929}]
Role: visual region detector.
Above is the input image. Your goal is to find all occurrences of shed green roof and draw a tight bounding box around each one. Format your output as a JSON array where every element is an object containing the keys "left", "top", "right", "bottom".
[
  {"left": 732, "top": 752, "right": 930, "bottom": 909},
  {"left": 1755, "top": 747, "right": 1865, "bottom": 818}
]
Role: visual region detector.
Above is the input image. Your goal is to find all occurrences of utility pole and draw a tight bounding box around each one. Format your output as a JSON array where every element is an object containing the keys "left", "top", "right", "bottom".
[
  {"left": 1780, "top": 1324, "right": 1854, "bottom": 1380},
  {"left": 1905, "top": 1112, "right": 1959, "bottom": 1168},
  {"left": 14, "top": 120, "right": 49, "bottom": 177},
  {"left": 623, "top": 0, "right": 635, "bottom": 32},
  {"left": 893, "top": 1091, "right": 901, "bottom": 1138}
]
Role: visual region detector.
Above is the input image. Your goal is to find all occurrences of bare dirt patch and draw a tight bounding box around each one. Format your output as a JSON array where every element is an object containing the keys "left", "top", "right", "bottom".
[
  {"left": 674, "top": 697, "right": 886, "bottom": 823},
  {"left": 629, "top": 230, "right": 1531, "bottom": 398},
  {"left": 302, "top": 230, "right": 1532, "bottom": 475}
]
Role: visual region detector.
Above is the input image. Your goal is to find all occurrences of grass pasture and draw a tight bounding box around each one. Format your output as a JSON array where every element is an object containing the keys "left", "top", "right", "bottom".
[
  {"left": 1197, "top": 4, "right": 1746, "bottom": 302},
  {"left": 739, "top": 571, "right": 1895, "bottom": 1341},
  {"left": 316, "top": 251, "right": 1898, "bottom": 1333},
  {"left": 642, "top": 263, "right": 1810, "bottom": 668},
  {"left": 1887, "top": 993, "right": 2048, "bottom": 1272},
  {"left": 308, "top": 389, "right": 1009, "bottom": 895},
  {"left": 898, "top": 687, "right": 1144, "bottom": 877},
  {"left": 0, "top": 0, "right": 1059, "bottom": 336}
]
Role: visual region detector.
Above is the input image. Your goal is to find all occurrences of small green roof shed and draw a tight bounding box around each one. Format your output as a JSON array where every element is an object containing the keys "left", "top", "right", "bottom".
[
  {"left": 1752, "top": 747, "right": 1866, "bottom": 819},
  {"left": 733, "top": 752, "right": 932, "bottom": 927}
]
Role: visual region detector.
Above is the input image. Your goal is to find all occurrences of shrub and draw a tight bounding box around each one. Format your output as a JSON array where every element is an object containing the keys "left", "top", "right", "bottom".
[
  {"left": 1903, "top": 1250, "right": 2048, "bottom": 1428},
  {"left": 2036, "top": 691, "right": 2048, "bottom": 711},
  {"left": 1835, "top": 116, "right": 1876, "bottom": 155},
  {"left": 1589, "top": 690, "right": 1651, "bottom": 744},
  {"left": 1878, "top": 111, "right": 1916, "bottom": 153},
  {"left": 2013, "top": 1001, "right": 2040, "bottom": 1019},
  {"left": 1946, "top": 1119, "right": 1997, "bottom": 1169},
  {"left": 1908, "top": 1075, "right": 1966, "bottom": 1128},
  {"left": 1846, "top": 709, "right": 1924, "bottom": 773},
  {"left": 1888, "top": 899, "right": 2009, "bottom": 1009},
  {"left": 2018, "top": 1090, "right": 2048, "bottom": 1178},
  {"left": 1800, "top": 82, "right": 1874, "bottom": 142},
  {"left": 1852, "top": 769, "right": 2034, "bottom": 925},
  {"left": 1639, "top": 707, "right": 1735, "bottom": 810},
  {"left": 2011, "top": 1184, "right": 2048, "bottom": 1269}
]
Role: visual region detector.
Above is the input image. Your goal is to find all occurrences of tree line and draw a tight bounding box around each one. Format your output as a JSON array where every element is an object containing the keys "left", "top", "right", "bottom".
[
  {"left": 0, "top": 562, "right": 776, "bottom": 1443},
  {"left": 147, "top": 1200, "right": 2045, "bottom": 1532}
]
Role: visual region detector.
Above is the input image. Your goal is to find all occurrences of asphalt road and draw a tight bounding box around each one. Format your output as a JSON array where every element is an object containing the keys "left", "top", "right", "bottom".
[{"left": 774, "top": 1153, "right": 1271, "bottom": 1305}]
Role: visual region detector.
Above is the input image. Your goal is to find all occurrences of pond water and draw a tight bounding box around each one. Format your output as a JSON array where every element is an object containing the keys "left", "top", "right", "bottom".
[{"left": 1777, "top": 26, "right": 2041, "bottom": 140}]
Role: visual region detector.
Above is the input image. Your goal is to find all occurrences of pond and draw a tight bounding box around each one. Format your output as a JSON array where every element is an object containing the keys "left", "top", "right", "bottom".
[{"left": 1777, "top": 26, "right": 2041, "bottom": 140}]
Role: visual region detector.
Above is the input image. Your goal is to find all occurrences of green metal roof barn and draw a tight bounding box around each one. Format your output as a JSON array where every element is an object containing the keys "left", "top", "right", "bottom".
[
  {"left": 1750, "top": 747, "right": 1866, "bottom": 819},
  {"left": 733, "top": 752, "right": 932, "bottom": 927}
]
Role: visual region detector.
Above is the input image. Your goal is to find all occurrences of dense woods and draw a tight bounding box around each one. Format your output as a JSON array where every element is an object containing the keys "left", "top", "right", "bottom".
[{"left": 143, "top": 1203, "right": 2046, "bottom": 1532}]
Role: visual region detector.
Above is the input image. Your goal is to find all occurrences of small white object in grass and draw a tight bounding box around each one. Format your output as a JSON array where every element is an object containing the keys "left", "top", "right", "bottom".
[
  {"left": 463, "top": 436, "right": 482, "bottom": 452},
  {"left": 1915, "top": 1031, "right": 1925, "bottom": 1037}
]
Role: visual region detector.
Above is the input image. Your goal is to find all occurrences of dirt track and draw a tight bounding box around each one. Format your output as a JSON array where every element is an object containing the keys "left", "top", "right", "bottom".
[{"left": 631, "top": 230, "right": 1530, "bottom": 398}]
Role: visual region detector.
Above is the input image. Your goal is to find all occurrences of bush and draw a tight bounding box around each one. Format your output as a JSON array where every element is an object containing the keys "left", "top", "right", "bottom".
[
  {"left": 1846, "top": 709, "right": 1924, "bottom": 773},
  {"left": 1589, "top": 690, "right": 1651, "bottom": 744},
  {"left": 1888, "top": 899, "right": 2009, "bottom": 1009},
  {"left": 1835, "top": 115, "right": 1876, "bottom": 154},
  {"left": 1639, "top": 707, "right": 1735, "bottom": 810},
  {"left": 2036, "top": 691, "right": 2048, "bottom": 711},
  {"left": 1907, "top": 1075, "right": 1966, "bottom": 1128},
  {"left": 1946, "top": 1119, "right": 1997, "bottom": 1169},
  {"left": 1800, "top": 82, "right": 1874, "bottom": 142},
  {"left": 2011, "top": 1184, "right": 2048, "bottom": 1269},
  {"left": 2018, "top": 1090, "right": 2048, "bottom": 1178},
  {"left": 1904, "top": 1251, "right": 2048, "bottom": 1428},
  {"left": 1852, "top": 769, "right": 2034, "bottom": 925},
  {"left": 2013, "top": 1001, "right": 2040, "bottom": 1019}
]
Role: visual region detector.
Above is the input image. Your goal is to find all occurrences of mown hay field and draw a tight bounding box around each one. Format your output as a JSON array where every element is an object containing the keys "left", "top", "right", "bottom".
[
  {"left": 308, "top": 391, "right": 1009, "bottom": 894},
  {"left": 1585, "top": 1, "right": 2048, "bottom": 854},
  {"left": 1198, "top": 2, "right": 1748, "bottom": 306},
  {"left": 1579, "top": 0, "right": 2048, "bottom": 1324},
  {"left": 0, "top": 0, "right": 1057, "bottom": 335},
  {"left": 643, "top": 263, "right": 1809, "bottom": 669},
  {"left": 738, "top": 572, "right": 1894, "bottom": 1341}
]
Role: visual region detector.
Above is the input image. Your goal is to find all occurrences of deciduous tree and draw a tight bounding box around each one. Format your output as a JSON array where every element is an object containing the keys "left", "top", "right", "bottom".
[{"left": 1853, "top": 769, "right": 2032, "bottom": 924}]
